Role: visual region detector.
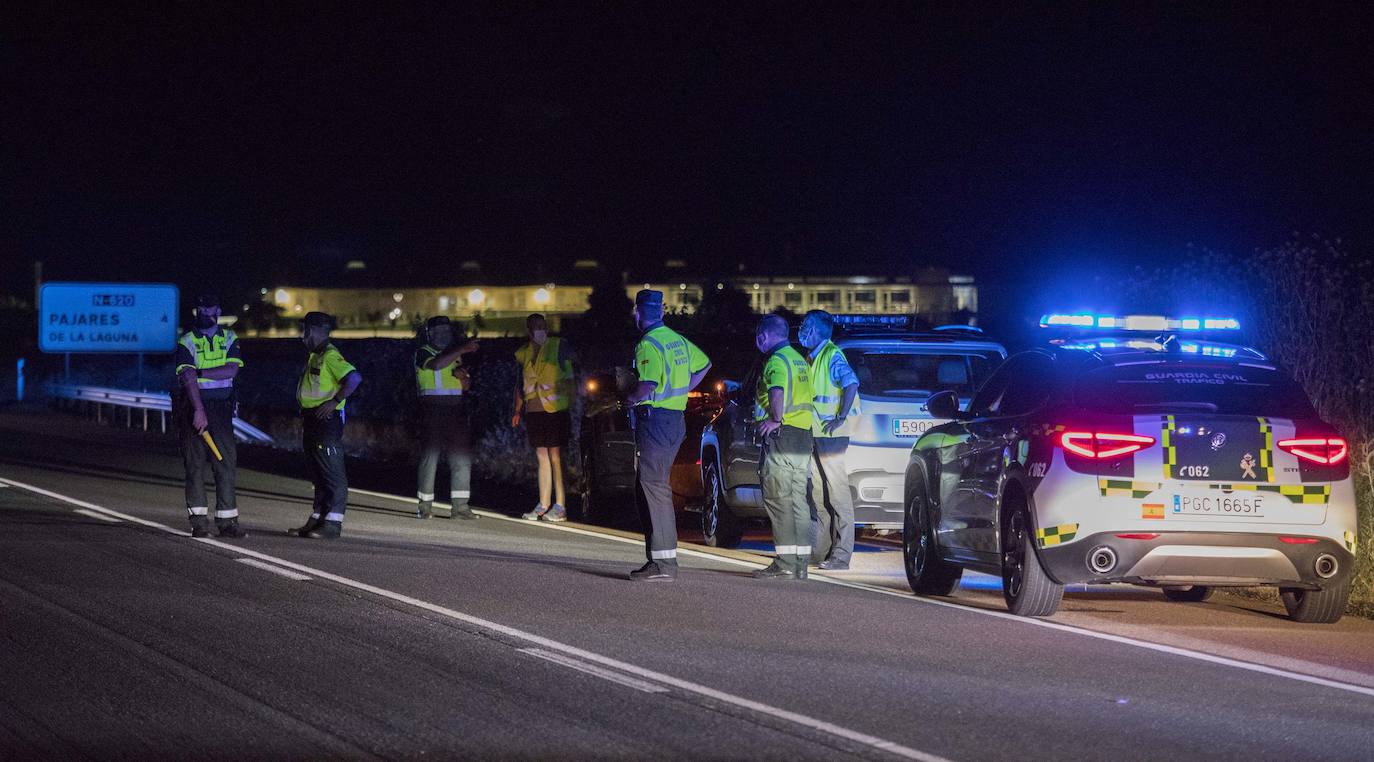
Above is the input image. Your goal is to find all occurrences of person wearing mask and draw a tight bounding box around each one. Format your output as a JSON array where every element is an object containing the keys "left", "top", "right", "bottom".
[
  {"left": 511, "top": 314, "right": 575, "bottom": 522},
  {"left": 752, "top": 314, "right": 815, "bottom": 580},
  {"left": 799, "top": 310, "right": 860, "bottom": 570},
  {"left": 625, "top": 290, "right": 711, "bottom": 581},
  {"left": 173, "top": 294, "right": 247, "bottom": 538},
  {"left": 414, "top": 316, "right": 480, "bottom": 520},
  {"left": 291, "top": 312, "right": 362, "bottom": 540}
]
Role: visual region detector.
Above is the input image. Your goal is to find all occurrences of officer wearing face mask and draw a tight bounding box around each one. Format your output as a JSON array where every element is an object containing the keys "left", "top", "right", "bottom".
[
  {"left": 799, "top": 310, "right": 860, "bottom": 570},
  {"left": 290, "top": 312, "right": 362, "bottom": 540},
  {"left": 512, "top": 314, "right": 575, "bottom": 522},
  {"left": 414, "top": 316, "right": 480, "bottom": 520},
  {"left": 173, "top": 294, "right": 247, "bottom": 538}
]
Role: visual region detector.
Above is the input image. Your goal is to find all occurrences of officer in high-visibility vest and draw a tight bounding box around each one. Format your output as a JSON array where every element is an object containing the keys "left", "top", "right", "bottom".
[
  {"left": 415, "top": 316, "right": 480, "bottom": 520},
  {"left": 752, "top": 314, "right": 815, "bottom": 580},
  {"left": 799, "top": 310, "right": 860, "bottom": 570},
  {"left": 291, "top": 312, "right": 362, "bottom": 540},
  {"left": 511, "top": 314, "right": 575, "bottom": 522},
  {"left": 173, "top": 294, "right": 247, "bottom": 538},
  {"left": 625, "top": 289, "right": 711, "bottom": 582}
]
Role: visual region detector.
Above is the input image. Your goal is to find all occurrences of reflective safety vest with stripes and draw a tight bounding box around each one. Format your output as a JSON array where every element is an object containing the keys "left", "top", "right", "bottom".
[
  {"left": 297, "top": 345, "right": 352, "bottom": 410},
  {"left": 515, "top": 338, "right": 573, "bottom": 413},
  {"left": 177, "top": 329, "right": 238, "bottom": 392},
  {"left": 754, "top": 345, "right": 816, "bottom": 429},
  {"left": 809, "top": 340, "right": 860, "bottom": 433},
  {"left": 415, "top": 344, "right": 466, "bottom": 397},
  {"left": 635, "top": 325, "right": 701, "bottom": 411}
]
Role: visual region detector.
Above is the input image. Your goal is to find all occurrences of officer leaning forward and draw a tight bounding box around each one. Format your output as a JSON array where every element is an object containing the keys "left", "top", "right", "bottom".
[
  {"left": 415, "top": 316, "right": 479, "bottom": 520},
  {"left": 800, "top": 309, "right": 860, "bottom": 571},
  {"left": 625, "top": 290, "right": 711, "bottom": 581},
  {"left": 291, "top": 312, "right": 362, "bottom": 540},
  {"left": 173, "top": 294, "right": 247, "bottom": 539},
  {"left": 752, "top": 314, "right": 815, "bottom": 580}
]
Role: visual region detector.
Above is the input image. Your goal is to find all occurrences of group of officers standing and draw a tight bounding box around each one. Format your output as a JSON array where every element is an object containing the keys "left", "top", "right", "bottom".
[{"left": 172, "top": 290, "right": 861, "bottom": 583}]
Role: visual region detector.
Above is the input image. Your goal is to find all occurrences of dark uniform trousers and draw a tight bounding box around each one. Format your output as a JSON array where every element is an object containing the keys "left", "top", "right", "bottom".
[
  {"left": 176, "top": 397, "right": 238, "bottom": 530},
  {"left": 761, "top": 424, "right": 814, "bottom": 572},
  {"left": 303, "top": 410, "right": 348, "bottom": 526},
  {"left": 417, "top": 400, "right": 472, "bottom": 510},
  {"left": 635, "top": 406, "right": 686, "bottom": 566}
]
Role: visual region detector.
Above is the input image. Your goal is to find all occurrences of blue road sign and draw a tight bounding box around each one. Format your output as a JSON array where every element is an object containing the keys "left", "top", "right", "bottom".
[{"left": 39, "top": 282, "right": 180, "bottom": 353}]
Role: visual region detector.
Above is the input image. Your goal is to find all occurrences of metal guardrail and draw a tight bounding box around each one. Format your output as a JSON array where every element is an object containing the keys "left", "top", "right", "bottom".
[{"left": 47, "top": 384, "right": 275, "bottom": 444}]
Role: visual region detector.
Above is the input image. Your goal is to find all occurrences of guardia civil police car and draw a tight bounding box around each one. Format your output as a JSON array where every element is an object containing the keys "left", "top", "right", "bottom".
[
  {"left": 902, "top": 314, "right": 1357, "bottom": 622},
  {"left": 699, "top": 316, "right": 1006, "bottom": 547}
]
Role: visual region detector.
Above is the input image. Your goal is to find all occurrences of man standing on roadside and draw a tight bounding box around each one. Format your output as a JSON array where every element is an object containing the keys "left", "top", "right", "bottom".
[
  {"left": 414, "top": 316, "right": 480, "bottom": 520},
  {"left": 291, "top": 312, "right": 362, "bottom": 540},
  {"left": 799, "top": 310, "right": 860, "bottom": 571},
  {"left": 173, "top": 294, "right": 247, "bottom": 539},
  {"left": 512, "top": 314, "right": 575, "bottom": 522},
  {"left": 625, "top": 290, "right": 711, "bottom": 582},
  {"left": 752, "top": 314, "right": 815, "bottom": 580}
]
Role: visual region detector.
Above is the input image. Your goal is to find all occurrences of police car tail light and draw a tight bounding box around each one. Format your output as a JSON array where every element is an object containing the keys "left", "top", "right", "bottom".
[
  {"left": 1277, "top": 437, "right": 1348, "bottom": 465},
  {"left": 1060, "top": 431, "right": 1156, "bottom": 459}
]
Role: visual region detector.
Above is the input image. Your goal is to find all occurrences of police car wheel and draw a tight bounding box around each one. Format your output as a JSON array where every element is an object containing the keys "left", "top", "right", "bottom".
[
  {"left": 1281, "top": 579, "right": 1350, "bottom": 624},
  {"left": 578, "top": 451, "right": 601, "bottom": 524},
  {"left": 902, "top": 486, "right": 961, "bottom": 595},
  {"left": 1161, "top": 585, "right": 1213, "bottom": 603},
  {"left": 701, "top": 456, "right": 743, "bottom": 548},
  {"left": 1001, "top": 508, "right": 1063, "bottom": 617}
]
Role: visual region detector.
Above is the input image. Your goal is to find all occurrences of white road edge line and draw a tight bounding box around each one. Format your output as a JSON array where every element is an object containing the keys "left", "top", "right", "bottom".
[
  {"left": 9, "top": 475, "right": 1374, "bottom": 704},
  {"left": 519, "top": 647, "right": 669, "bottom": 694},
  {"left": 0, "top": 475, "right": 948, "bottom": 762},
  {"left": 74, "top": 508, "right": 122, "bottom": 523},
  {"left": 235, "top": 557, "right": 312, "bottom": 581}
]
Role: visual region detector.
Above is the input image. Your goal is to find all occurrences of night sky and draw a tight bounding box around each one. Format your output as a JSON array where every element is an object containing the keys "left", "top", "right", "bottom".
[{"left": 5, "top": 3, "right": 1372, "bottom": 309}]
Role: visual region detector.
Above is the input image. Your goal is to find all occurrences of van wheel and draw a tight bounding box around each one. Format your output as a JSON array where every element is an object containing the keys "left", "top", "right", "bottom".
[
  {"left": 902, "top": 486, "right": 962, "bottom": 595},
  {"left": 1162, "top": 585, "right": 1213, "bottom": 602},
  {"left": 1002, "top": 508, "right": 1063, "bottom": 617},
  {"left": 1281, "top": 579, "right": 1350, "bottom": 624},
  {"left": 701, "top": 456, "right": 743, "bottom": 548}
]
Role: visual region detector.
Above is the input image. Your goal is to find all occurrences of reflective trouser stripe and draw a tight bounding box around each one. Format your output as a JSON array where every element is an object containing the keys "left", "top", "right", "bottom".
[
  {"left": 214, "top": 509, "right": 238, "bottom": 519},
  {"left": 794, "top": 545, "right": 811, "bottom": 555},
  {"left": 452, "top": 490, "right": 470, "bottom": 499},
  {"left": 650, "top": 549, "right": 678, "bottom": 560},
  {"left": 324, "top": 512, "right": 345, "bottom": 523},
  {"left": 310, "top": 512, "right": 320, "bottom": 520},
  {"left": 774, "top": 544, "right": 797, "bottom": 555},
  {"left": 417, "top": 492, "right": 435, "bottom": 502},
  {"left": 187, "top": 506, "right": 209, "bottom": 516}
]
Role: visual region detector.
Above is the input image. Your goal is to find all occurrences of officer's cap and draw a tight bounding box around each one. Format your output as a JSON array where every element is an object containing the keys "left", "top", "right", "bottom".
[
  {"left": 635, "top": 289, "right": 664, "bottom": 308},
  {"left": 302, "top": 311, "right": 335, "bottom": 330},
  {"left": 195, "top": 294, "right": 220, "bottom": 309},
  {"left": 425, "top": 315, "right": 451, "bottom": 330}
]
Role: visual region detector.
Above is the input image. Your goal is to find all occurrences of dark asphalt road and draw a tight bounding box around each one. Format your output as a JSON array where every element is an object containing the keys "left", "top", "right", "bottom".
[{"left": 3, "top": 410, "right": 1374, "bottom": 760}]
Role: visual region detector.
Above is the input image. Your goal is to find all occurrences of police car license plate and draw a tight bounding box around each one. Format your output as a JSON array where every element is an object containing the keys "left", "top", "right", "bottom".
[
  {"left": 893, "top": 418, "right": 939, "bottom": 437},
  {"left": 1171, "top": 492, "right": 1266, "bottom": 519}
]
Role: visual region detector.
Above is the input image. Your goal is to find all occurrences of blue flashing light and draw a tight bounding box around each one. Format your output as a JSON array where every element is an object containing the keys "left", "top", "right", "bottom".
[
  {"left": 1040, "top": 313, "right": 1095, "bottom": 327},
  {"left": 1203, "top": 318, "right": 1241, "bottom": 330},
  {"left": 1179, "top": 318, "right": 1202, "bottom": 330},
  {"left": 1041, "top": 313, "right": 1241, "bottom": 332}
]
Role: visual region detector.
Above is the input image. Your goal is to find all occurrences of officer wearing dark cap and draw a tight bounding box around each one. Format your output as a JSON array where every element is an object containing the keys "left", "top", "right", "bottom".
[
  {"left": 173, "top": 294, "right": 247, "bottom": 538},
  {"left": 625, "top": 289, "right": 711, "bottom": 581},
  {"left": 291, "top": 311, "right": 362, "bottom": 539},
  {"left": 414, "top": 315, "right": 480, "bottom": 519}
]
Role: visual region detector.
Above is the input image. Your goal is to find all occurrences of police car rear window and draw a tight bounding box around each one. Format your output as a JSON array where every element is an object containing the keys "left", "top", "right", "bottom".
[
  {"left": 847, "top": 350, "right": 1001, "bottom": 398},
  {"left": 1075, "top": 363, "right": 1317, "bottom": 417}
]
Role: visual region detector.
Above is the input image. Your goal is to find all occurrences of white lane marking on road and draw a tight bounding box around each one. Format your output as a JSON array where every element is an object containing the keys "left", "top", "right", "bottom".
[
  {"left": 74, "top": 508, "right": 122, "bottom": 523},
  {"left": 10, "top": 473, "right": 1374, "bottom": 705},
  {"left": 235, "top": 557, "right": 312, "bottom": 581},
  {"left": 0, "top": 476, "right": 949, "bottom": 762},
  {"left": 519, "top": 648, "right": 670, "bottom": 694},
  {"left": 0, "top": 477, "right": 188, "bottom": 536}
]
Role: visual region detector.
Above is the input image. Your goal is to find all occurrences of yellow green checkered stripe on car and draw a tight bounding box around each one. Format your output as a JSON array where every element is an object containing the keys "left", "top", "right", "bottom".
[
  {"left": 1099, "top": 479, "right": 1159, "bottom": 498},
  {"left": 1036, "top": 523, "right": 1079, "bottom": 547},
  {"left": 1098, "top": 479, "right": 1330, "bottom": 504},
  {"left": 1345, "top": 531, "right": 1358, "bottom": 554},
  {"left": 1257, "top": 417, "right": 1275, "bottom": 482},
  {"left": 1161, "top": 415, "right": 1177, "bottom": 480}
]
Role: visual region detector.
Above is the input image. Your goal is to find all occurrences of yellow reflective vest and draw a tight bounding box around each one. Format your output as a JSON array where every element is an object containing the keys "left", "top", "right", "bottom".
[
  {"left": 809, "top": 340, "right": 860, "bottom": 436},
  {"left": 515, "top": 337, "right": 573, "bottom": 413},
  {"left": 754, "top": 345, "right": 815, "bottom": 430},
  {"left": 415, "top": 344, "right": 466, "bottom": 397}
]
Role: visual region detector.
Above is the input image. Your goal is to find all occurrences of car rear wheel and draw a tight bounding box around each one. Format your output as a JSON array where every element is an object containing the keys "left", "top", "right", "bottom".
[
  {"left": 902, "top": 486, "right": 962, "bottom": 595},
  {"left": 1162, "top": 585, "right": 1214, "bottom": 603},
  {"left": 1002, "top": 508, "right": 1063, "bottom": 617},
  {"left": 1281, "top": 579, "right": 1350, "bottom": 624},
  {"left": 578, "top": 449, "right": 602, "bottom": 524},
  {"left": 701, "top": 455, "right": 743, "bottom": 548}
]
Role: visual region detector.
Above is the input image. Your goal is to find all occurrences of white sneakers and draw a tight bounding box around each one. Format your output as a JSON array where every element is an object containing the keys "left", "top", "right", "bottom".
[{"left": 521, "top": 504, "right": 548, "bottom": 521}]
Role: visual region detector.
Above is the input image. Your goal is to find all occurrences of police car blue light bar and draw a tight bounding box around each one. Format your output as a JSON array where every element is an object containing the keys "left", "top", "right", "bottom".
[{"left": 1039, "top": 313, "right": 1241, "bottom": 331}]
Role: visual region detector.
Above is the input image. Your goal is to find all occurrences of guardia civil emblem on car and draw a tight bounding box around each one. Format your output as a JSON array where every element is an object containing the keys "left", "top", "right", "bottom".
[{"left": 1210, "top": 432, "right": 1227, "bottom": 450}]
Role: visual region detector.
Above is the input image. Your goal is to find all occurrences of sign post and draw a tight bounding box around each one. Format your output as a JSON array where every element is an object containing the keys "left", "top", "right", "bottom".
[{"left": 39, "top": 283, "right": 179, "bottom": 355}]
